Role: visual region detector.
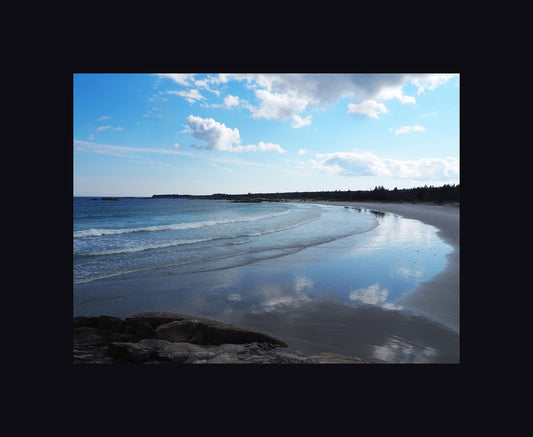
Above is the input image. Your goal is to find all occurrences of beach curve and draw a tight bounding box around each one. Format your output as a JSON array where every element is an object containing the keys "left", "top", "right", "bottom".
[{"left": 312, "top": 201, "right": 460, "bottom": 333}]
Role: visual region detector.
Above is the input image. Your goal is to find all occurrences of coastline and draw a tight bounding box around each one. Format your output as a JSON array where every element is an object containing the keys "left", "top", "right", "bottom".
[
  {"left": 74, "top": 199, "right": 460, "bottom": 362},
  {"left": 309, "top": 201, "right": 460, "bottom": 333}
]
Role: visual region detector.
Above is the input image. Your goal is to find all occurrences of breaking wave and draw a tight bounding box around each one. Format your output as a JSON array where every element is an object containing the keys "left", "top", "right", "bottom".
[{"left": 74, "top": 209, "right": 290, "bottom": 238}]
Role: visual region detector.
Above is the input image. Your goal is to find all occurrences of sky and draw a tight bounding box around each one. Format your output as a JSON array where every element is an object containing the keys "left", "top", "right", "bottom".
[{"left": 73, "top": 73, "right": 459, "bottom": 196}]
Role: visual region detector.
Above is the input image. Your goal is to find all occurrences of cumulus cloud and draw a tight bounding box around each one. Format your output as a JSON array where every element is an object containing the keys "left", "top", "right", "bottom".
[
  {"left": 184, "top": 115, "right": 241, "bottom": 151},
  {"left": 309, "top": 151, "right": 459, "bottom": 181},
  {"left": 255, "top": 141, "right": 285, "bottom": 153},
  {"left": 184, "top": 115, "right": 285, "bottom": 153},
  {"left": 251, "top": 88, "right": 309, "bottom": 121},
  {"left": 158, "top": 73, "right": 457, "bottom": 125},
  {"left": 224, "top": 94, "right": 240, "bottom": 107},
  {"left": 233, "top": 73, "right": 421, "bottom": 122},
  {"left": 347, "top": 99, "right": 388, "bottom": 118}
]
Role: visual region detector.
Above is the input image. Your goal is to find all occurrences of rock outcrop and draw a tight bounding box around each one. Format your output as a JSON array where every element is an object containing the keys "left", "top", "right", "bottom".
[{"left": 73, "top": 312, "right": 371, "bottom": 364}]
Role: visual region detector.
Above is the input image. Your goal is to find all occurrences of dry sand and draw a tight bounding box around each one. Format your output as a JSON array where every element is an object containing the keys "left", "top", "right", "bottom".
[{"left": 313, "top": 201, "right": 460, "bottom": 333}]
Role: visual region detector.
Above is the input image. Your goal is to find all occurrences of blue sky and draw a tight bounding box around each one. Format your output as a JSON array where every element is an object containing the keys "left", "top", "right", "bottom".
[{"left": 73, "top": 73, "right": 459, "bottom": 196}]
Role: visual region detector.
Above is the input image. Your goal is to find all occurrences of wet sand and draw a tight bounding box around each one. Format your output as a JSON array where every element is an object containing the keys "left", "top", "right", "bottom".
[
  {"left": 314, "top": 201, "right": 460, "bottom": 333},
  {"left": 74, "top": 200, "right": 460, "bottom": 362}
]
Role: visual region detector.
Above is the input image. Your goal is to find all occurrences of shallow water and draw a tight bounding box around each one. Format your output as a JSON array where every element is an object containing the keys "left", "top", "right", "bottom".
[{"left": 73, "top": 199, "right": 458, "bottom": 363}]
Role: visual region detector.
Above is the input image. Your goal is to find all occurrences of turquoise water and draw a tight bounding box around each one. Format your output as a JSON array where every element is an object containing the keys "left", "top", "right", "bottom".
[{"left": 73, "top": 198, "right": 457, "bottom": 362}]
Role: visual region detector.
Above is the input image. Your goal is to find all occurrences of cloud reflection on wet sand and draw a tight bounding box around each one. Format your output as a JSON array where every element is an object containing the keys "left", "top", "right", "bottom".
[{"left": 226, "top": 298, "right": 459, "bottom": 363}]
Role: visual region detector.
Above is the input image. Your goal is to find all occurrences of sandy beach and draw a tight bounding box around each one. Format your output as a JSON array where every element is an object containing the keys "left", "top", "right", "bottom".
[{"left": 313, "top": 201, "right": 460, "bottom": 333}]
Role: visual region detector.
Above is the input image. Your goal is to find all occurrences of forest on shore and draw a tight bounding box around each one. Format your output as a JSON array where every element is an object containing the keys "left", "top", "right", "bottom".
[{"left": 153, "top": 183, "right": 460, "bottom": 203}]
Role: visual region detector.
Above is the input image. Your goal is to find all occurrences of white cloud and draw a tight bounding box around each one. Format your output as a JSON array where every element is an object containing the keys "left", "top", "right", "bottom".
[
  {"left": 167, "top": 89, "right": 206, "bottom": 103},
  {"left": 347, "top": 99, "right": 388, "bottom": 118},
  {"left": 156, "top": 73, "right": 194, "bottom": 86},
  {"left": 232, "top": 141, "right": 285, "bottom": 153},
  {"left": 95, "top": 125, "right": 123, "bottom": 133},
  {"left": 309, "top": 151, "right": 459, "bottom": 181},
  {"left": 251, "top": 88, "right": 309, "bottom": 121},
  {"left": 409, "top": 73, "right": 457, "bottom": 94},
  {"left": 157, "top": 73, "right": 229, "bottom": 94},
  {"left": 291, "top": 114, "right": 312, "bottom": 128},
  {"left": 159, "top": 73, "right": 457, "bottom": 124},
  {"left": 184, "top": 115, "right": 241, "bottom": 151},
  {"left": 230, "top": 74, "right": 413, "bottom": 122},
  {"left": 375, "top": 86, "right": 416, "bottom": 104},
  {"left": 98, "top": 115, "right": 111, "bottom": 121},
  {"left": 392, "top": 124, "right": 425, "bottom": 134},
  {"left": 256, "top": 141, "right": 285, "bottom": 153},
  {"left": 224, "top": 94, "right": 240, "bottom": 107},
  {"left": 298, "top": 148, "right": 309, "bottom": 155},
  {"left": 238, "top": 73, "right": 456, "bottom": 121},
  {"left": 184, "top": 115, "right": 285, "bottom": 153}
]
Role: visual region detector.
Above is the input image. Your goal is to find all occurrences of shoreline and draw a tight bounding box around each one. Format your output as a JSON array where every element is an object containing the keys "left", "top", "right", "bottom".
[{"left": 309, "top": 200, "right": 460, "bottom": 333}]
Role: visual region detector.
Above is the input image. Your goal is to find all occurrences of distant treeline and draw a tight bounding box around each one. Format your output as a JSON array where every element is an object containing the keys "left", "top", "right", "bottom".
[{"left": 153, "top": 183, "right": 460, "bottom": 203}]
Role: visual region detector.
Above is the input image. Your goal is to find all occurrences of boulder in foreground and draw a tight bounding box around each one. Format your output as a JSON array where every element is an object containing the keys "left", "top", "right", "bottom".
[{"left": 73, "top": 312, "right": 371, "bottom": 364}]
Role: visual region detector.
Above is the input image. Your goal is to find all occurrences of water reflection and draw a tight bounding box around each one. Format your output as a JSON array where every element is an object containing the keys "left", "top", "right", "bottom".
[
  {"left": 369, "top": 209, "right": 385, "bottom": 217},
  {"left": 254, "top": 275, "right": 314, "bottom": 312},
  {"left": 227, "top": 298, "right": 459, "bottom": 363},
  {"left": 349, "top": 283, "right": 389, "bottom": 305},
  {"left": 348, "top": 283, "right": 404, "bottom": 311},
  {"left": 74, "top": 205, "right": 458, "bottom": 362},
  {"left": 395, "top": 266, "right": 423, "bottom": 280},
  {"left": 372, "top": 336, "right": 438, "bottom": 363}
]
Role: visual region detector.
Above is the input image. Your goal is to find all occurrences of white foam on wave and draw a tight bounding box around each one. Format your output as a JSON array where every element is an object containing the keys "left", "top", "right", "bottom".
[
  {"left": 74, "top": 209, "right": 290, "bottom": 238},
  {"left": 81, "top": 237, "right": 214, "bottom": 256}
]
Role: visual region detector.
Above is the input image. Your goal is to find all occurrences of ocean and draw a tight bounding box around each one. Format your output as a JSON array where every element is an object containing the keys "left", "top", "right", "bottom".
[{"left": 73, "top": 197, "right": 458, "bottom": 363}]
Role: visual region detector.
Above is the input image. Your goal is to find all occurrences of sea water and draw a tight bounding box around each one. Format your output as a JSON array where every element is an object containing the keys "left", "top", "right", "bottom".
[{"left": 73, "top": 197, "right": 458, "bottom": 363}]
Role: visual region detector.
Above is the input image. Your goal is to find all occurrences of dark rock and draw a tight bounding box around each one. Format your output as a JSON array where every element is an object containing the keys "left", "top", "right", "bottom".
[
  {"left": 156, "top": 320, "right": 199, "bottom": 342},
  {"left": 128, "top": 312, "right": 288, "bottom": 347},
  {"left": 73, "top": 327, "right": 104, "bottom": 345},
  {"left": 73, "top": 312, "right": 372, "bottom": 364},
  {"left": 106, "top": 342, "right": 153, "bottom": 363},
  {"left": 125, "top": 312, "right": 188, "bottom": 329},
  {"left": 201, "top": 323, "right": 288, "bottom": 347},
  {"left": 73, "top": 344, "right": 113, "bottom": 364},
  {"left": 73, "top": 316, "right": 99, "bottom": 328},
  {"left": 124, "top": 319, "right": 156, "bottom": 338},
  {"left": 109, "top": 332, "right": 139, "bottom": 342},
  {"left": 97, "top": 315, "right": 124, "bottom": 332}
]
